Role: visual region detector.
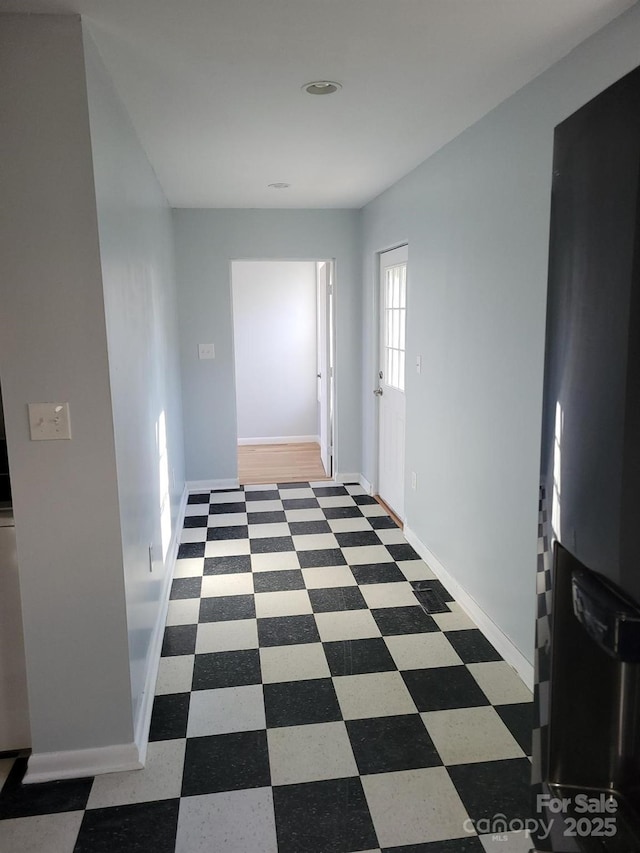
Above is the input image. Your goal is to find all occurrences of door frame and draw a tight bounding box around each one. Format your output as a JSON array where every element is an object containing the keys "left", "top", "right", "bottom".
[
  {"left": 372, "top": 242, "right": 409, "bottom": 510},
  {"left": 229, "top": 257, "right": 336, "bottom": 479},
  {"left": 316, "top": 260, "right": 334, "bottom": 477}
]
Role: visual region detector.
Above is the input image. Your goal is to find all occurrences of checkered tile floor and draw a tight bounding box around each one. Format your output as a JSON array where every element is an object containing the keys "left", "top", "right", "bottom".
[{"left": 0, "top": 482, "right": 535, "bottom": 853}]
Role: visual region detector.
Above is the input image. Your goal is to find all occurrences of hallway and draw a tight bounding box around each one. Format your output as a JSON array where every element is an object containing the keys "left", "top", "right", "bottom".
[{"left": 0, "top": 481, "right": 533, "bottom": 852}]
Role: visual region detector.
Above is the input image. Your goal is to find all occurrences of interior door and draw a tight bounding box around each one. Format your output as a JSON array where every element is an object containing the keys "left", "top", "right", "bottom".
[
  {"left": 377, "top": 246, "right": 407, "bottom": 518},
  {"left": 317, "top": 261, "right": 333, "bottom": 477}
]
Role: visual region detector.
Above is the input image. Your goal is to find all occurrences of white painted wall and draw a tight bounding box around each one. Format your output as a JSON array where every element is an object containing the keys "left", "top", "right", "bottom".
[
  {"left": 82, "top": 27, "right": 186, "bottom": 738},
  {"left": 0, "top": 15, "right": 133, "bottom": 755},
  {"left": 361, "top": 2, "right": 640, "bottom": 664},
  {"left": 232, "top": 261, "right": 317, "bottom": 441},
  {"left": 173, "top": 210, "right": 361, "bottom": 481},
  {"left": 0, "top": 14, "right": 186, "bottom": 773}
]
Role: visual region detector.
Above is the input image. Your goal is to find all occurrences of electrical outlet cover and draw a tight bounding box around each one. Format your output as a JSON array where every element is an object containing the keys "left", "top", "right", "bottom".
[
  {"left": 28, "top": 402, "right": 72, "bottom": 440},
  {"left": 198, "top": 343, "right": 215, "bottom": 360}
]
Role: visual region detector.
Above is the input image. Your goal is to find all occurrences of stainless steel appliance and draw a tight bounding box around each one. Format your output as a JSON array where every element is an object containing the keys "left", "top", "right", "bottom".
[{"left": 534, "top": 65, "right": 640, "bottom": 851}]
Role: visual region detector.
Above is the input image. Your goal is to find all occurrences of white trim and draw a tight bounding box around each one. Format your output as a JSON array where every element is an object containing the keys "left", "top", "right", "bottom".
[
  {"left": 403, "top": 524, "right": 534, "bottom": 691},
  {"left": 237, "top": 436, "right": 319, "bottom": 446},
  {"left": 334, "top": 472, "right": 362, "bottom": 485},
  {"left": 359, "top": 474, "right": 373, "bottom": 495},
  {"left": 25, "top": 742, "right": 142, "bottom": 784},
  {"left": 133, "top": 481, "right": 189, "bottom": 764},
  {"left": 187, "top": 478, "right": 239, "bottom": 492}
]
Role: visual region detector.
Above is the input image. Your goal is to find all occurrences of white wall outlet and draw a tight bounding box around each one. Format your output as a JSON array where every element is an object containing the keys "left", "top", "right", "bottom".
[
  {"left": 411, "top": 471, "right": 417, "bottom": 490},
  {"left": 28, "top": 402, "right": 72, "bottom": 440},
  {"left": 416, "top": 355, "right": 422, "bottom": 374},
  {"left": 198, "top": 343, "right": 215, "bottom": 360}
]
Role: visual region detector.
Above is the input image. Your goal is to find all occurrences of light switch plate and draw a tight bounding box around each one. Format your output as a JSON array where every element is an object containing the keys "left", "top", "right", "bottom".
[
  {"left": 28, "top": 402, "right": 72, "bottom": 440},
  {"left": 198, "top": 343, "right": 215, "bottom": 360}
]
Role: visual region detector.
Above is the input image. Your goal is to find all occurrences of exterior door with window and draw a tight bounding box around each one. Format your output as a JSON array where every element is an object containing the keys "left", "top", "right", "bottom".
[{"left": 376, "top": 246, "right": 407, "bottom": 519}]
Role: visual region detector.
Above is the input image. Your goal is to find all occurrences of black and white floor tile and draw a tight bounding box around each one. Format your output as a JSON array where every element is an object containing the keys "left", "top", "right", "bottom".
[{"left": 0, "top": 482, "right": 535, "bottom": 853}]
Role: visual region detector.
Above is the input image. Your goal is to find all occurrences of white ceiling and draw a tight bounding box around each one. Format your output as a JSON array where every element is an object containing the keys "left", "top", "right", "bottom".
[{"left": 1, "top": 0, "right": 635, "bottom": 208}]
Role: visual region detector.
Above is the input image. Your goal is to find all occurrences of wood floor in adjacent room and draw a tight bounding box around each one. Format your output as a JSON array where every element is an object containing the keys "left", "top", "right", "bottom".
[{"left": 238, "top": 442, "right": 329, "bottom": 485}]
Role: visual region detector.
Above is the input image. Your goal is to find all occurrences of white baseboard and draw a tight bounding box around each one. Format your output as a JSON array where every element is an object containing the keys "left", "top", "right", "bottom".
[
  {"left": 334, "top": 472, "right": 362, "bottom": 485},
  {"left": 334, "top": 472, "right": 373, "bottom": 494},
  {"left": 403, "top": 524, "right": 534, "bottom": 691},
  {"left": 358, "top": 474, "right": 373, "bottom": 495},
  {"left": 237, "top": 435, "right": 319, "bottom": 446},
  {"left": 25, "top": 742, "right": 142, "bottom": 784},
  {"left": 133, "top": 481, "right": 189, "bottom": 764},
  {"left": 187, "top": 478, "right": 239, "bottom": 492}
]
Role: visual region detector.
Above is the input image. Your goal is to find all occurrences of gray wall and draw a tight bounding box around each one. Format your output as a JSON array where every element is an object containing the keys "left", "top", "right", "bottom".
[
  {"left": 360, "top": 2, "right": 640, "bottom": 662},
  {"left": 83, "top": 28, "right": 186, "bottom": 729},
  {"left": 0, "top": 15, "right": 133, "bottom": 753},
  {"left": 173, "top": 210, "right": 361, "bottom": 481}
]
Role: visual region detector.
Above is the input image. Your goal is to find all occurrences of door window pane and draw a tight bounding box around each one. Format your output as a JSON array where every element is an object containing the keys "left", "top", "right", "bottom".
[{"left": 383, "top": 263, "right": 407, "bottom": 392}]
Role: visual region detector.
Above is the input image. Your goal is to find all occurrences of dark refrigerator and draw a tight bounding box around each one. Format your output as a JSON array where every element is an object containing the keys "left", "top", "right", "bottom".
[{"left": 534, "top": 66, "right": 640, "bottom": 851}]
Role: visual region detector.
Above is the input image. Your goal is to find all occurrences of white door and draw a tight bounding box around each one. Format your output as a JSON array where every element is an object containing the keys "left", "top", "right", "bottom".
[
  {"left": 376, "top": 246, "right": 407, "bottom": 518},
  {"left": 317, "top": 261, "right": 333, "bottom": 476}
]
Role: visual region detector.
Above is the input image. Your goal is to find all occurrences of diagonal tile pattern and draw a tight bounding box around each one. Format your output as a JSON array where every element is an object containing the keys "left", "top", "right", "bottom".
[{"left": 0, "top": 481, "right": 534, "bottom": 852}]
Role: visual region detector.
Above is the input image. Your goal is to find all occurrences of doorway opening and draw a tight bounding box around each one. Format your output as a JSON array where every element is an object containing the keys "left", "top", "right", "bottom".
[
  {"left": 0, "top": 383, "right": 30, "bottom": 752},
  {"left": 231, "top": 259, "right": 334, "bottom": 485}
]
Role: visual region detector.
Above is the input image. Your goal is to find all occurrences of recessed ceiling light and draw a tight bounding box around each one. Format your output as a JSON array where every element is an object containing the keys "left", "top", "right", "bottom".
[
  {"left": 268, "top": 182, "right": 291, "bottom": 189},
  {"left": 303, "top": 80, "right": 342, "bottom": 96}
]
